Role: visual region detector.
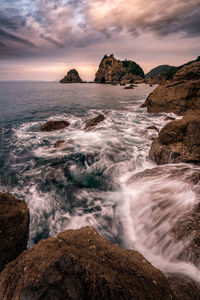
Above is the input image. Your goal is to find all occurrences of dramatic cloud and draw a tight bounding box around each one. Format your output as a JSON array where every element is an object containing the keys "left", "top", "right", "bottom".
[
  {"left": 0, "top": 0, "right": 199, "bottom": 80},
  {"left": 86, "top": 0, "right": 200, "bottom": 37}
]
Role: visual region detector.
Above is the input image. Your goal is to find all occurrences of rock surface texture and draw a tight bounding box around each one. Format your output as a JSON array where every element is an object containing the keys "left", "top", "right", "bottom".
[
  {"left": 0, "top": 193, "right": 29, "bottom": 272},
  {"left": 143, "top": 62, "right": 200, "bottom": 115},
  {"left": 149, "top": 110, "right": 200, "bottom": 164},
  {"left": 40, "top": 120, "right": 70, "bottom": 132},
  {"left": 0, "top": 227, "right": 174, "bottom": 300},
  {"left": 60, "top": 69, "right": 82, "bottom": 83},
  {"left": 94, "top": 54, "right": 144, "bottom": 84}
]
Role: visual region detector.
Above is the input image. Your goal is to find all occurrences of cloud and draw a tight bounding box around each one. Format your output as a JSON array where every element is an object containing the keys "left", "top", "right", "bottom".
[
  {"left": 86, "top": 0, "right": 200, "bottom": 37},
  {"left": 0, "top": 0, "right": 199, "bottom": 61}
]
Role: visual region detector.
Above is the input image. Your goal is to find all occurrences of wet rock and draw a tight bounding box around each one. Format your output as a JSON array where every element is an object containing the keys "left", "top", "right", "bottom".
[
  {"left": 146, "top": 125, "right": 159, "bottom": 132},
  {"left": 54, "top": 140, "right": 66, "bottom": 148},
  {"left": 0, "top": 227, "right": 174, "bottom": 300},
  {"left": 85, "top": 114, "right": 105, "bottom": 130},
  {"left": 149, "top": 111, "right": 200, "bottom": 164},
  {"left": 60, "top": 69, "right": 82, "bottom": 83},
  {"left": 168, "top": 276, "right": 200, "bottom": 300},
  {"left": 40, "top": 120, "right": 70, "bottom": 132},
  {"left": 124, "top": 84, "right": 134, "bottom": 89},
  {"left": 0, "top": 193, "right": 29, "bottom": 272},
  {"left": 164, "top": 116, "right": 176, "bottom": 121}
]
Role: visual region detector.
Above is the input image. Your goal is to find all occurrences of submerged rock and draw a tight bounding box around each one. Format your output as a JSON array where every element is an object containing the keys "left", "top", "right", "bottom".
[
  {"left": 0, "top": 227, "right": 174, "bottom": 300},
  {"left": 85, "top": 114, "right": 105, "bottom": 130},
  {"left": 143, "top": 62, "right": 200, "bottom": 115},
  {"left": 40, "top": 120, "right": 70, "bottom": 132},
  {"left": 60, "top": 69, "right": 82, "bottom": 83},
  {"left": 0, "top": 193, "right": 29, "bottom": 272},
  {"left": 124, "top": 84, "right": 134, "bottom": 89},
  {"left": 54, "top": 140, "right": 66, "bottom": 148},
  {"left": 149, "top": 110, "right": 200, "bottom": 164},
  {"left": 94, "top": 54, "right": 144, "bottom": 84}
]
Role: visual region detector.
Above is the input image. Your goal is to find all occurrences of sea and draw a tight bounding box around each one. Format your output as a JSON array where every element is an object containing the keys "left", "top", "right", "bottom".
[{"left": 0, "top": 82, "right": 200, "bottom": 281}]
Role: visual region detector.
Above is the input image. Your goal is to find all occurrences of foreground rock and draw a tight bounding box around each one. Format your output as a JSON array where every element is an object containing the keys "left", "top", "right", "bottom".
[
  {"left": 60, "top": 69, "right": 82, "bottom": 83},
  {"left": 0, "top": 193, "right": 29, "bottom": 272},
  {"left": 168, "top": 277, "right": 200, "bottom": 300},
  {"left": 85, "top": 114, "right": 105, "bottom": 130},
  {"left": 0, "top": 227, "right": 173, "bottom": 300},
  {"left": 40, "top": 120, "right": 70, "bottom": 132},
  {"left": 149, "top": 110, "right": 200, "bottom": 164},
  {"left": 143, "top": 61, "right": 200, "bottom": 115},
  {"left": 94, "top": 54, "right": 144, "bottom": 84}
]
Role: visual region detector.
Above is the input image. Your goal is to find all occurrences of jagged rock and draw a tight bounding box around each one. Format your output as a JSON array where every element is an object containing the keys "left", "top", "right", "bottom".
[
  {"left": 85, "top": 114, "right": 105, "bottom": 130},
  {"left": 0, "top": 227, "right": 174, "bottom": 300},
  {"left": 0, "top": 193, "right": 29, "bottom": 272},
  {"left": 40, "top": 120, "right": 70, "bottom": 132},
  {"left": 94, "top": 54, "right": 144, "bottom": 84},
  {"left": 168, "top": 276, "right": 200, "bottom": 300},
  {"left": 60, "top": 69, "right": 82, "bottom": 83},
  {"left": 149, "top": 111, "right": 200, "bottom": 164},
  {"left": 54, "top": 140, "right": 66, "bottom": 148}
]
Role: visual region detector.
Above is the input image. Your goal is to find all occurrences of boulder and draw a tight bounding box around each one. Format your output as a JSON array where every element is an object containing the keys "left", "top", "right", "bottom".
[
  {"left": 85, "top": 114, "right": 105, "bottom": 130},
  {"left": 60, "top": 69, "right": 82, "bottom": 83},
  {"left": 0, "top": 193, "right": 29, "bottom": 272},
  {"left": 40, "top": 120, "right": 70, "bottom": 132},
  {"left": 94, "top": 54, "right": 144, "bottom": 84},
  {"left": 149, "top": 111, "right": 200, "bottom": 164},
  {"left": 143, "top": 79, "right": 200, "bottom": 115},
  {"left": 0, "top": 227, "right": 174, "bottom": 300}
]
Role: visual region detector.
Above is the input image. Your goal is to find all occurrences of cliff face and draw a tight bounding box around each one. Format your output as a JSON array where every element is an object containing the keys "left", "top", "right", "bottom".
[
  {"left": 60, "top": 69, "right": 82, "bottom": 83},
  {"left": 94, "top": 54, "right": 144, "bottom": 84}
]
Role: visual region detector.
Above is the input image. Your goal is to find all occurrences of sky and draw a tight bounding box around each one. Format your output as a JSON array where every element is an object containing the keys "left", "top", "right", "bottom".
[{"left": 0, "top": 0, "right": 200, "bottom": 81}]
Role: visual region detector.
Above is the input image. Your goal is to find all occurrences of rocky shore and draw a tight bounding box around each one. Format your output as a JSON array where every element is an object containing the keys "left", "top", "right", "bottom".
[{"left": 1, "top": 55, "right": 200, "bottom": 299}]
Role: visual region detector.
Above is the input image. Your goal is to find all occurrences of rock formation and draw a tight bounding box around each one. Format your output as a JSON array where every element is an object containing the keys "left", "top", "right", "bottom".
[
  {"left": 145, "top": 65, "right": 176, "bottom": 85},
  {"left": 0, "top": 227, "right": 174, "bottom": 300},
  {"left": 40, "top": 120, "right": 70, "bottom": 132},
  {"left": 0, "top": 193, "right": 29, "bottom": 272},
  {"left": 143, "top": 61, "right": 200, "bottom": 115},
  {"left": 149, "top": 110, "right": 200, "bottom": 164},
  {"left": 85, "top": 114, "right": 105, "bottom": 130},
  {"left": 60, "top": 69, "right": 82, "bottom": 83},
  {"left": 94, "top": 54, "right": 144, "bottom": 84}
]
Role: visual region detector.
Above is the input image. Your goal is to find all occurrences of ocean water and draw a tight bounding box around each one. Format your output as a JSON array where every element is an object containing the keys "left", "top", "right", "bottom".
[{"left": 0, "top": 82, "right": 200, "bottom": 281}]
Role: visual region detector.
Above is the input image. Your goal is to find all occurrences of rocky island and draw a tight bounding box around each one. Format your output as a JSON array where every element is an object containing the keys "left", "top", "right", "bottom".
[
  {"left": 94, "top": 54, "right": 145, "bottom": 84},
  {"left": 60, "top": 69, "right": 82, "bottom": 83}
]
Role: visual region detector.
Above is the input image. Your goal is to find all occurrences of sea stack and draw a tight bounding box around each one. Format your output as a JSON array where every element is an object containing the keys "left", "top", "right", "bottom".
[
  {"left": 60, "top": 69, "right": 82, "bottom": 83},
  {"left": 94, "top": 54, "right": 145, "bottom": 84}
]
